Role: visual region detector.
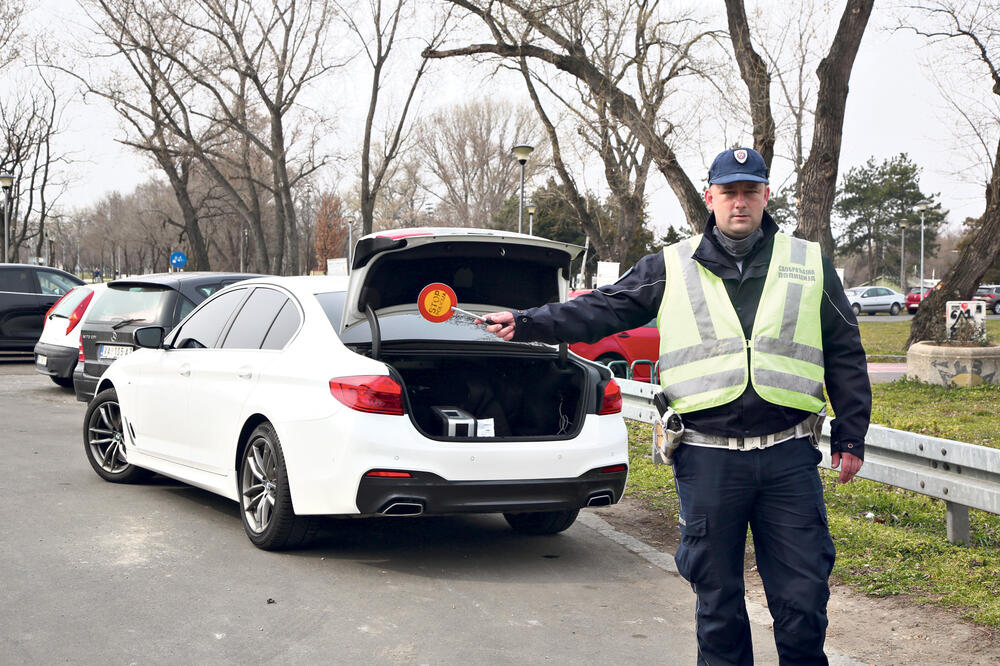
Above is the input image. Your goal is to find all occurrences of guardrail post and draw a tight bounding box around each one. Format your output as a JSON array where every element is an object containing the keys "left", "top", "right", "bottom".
[{"left": 946, "top": 502, "right": 971, "bottom": 545}]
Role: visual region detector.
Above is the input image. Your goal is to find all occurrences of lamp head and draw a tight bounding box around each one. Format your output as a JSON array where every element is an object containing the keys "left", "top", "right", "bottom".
[
  {"left": 511, "top": 144, "right": 534, "bottom": 164},
  {"left": 526, "top": 202, "right": 536, "bottom": 215},
  {"left": 900, "top": 220, "right": 909, "bottom": 230},
  {"left": 0, "top": 172, "right": 13, "bottom": 189}
]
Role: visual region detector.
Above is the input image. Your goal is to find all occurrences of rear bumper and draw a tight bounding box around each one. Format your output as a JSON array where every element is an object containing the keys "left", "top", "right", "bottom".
[
  {"left": 355, "top": 467, "right": 628, "bottom": 515},
  {"left": 33, "top": 342, "right": 77, "bottom": 379},
  {"left": 73, "top": 366, "right": 100, "bottom": 403}
]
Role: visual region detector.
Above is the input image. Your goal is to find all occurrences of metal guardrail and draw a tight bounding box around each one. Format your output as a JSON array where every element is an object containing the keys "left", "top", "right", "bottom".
[{"left": 617, "top": 377, "right": 1000, "bottom": 545}]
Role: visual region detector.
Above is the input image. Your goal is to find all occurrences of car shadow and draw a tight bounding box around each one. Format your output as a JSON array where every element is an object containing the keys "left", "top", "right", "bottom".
[{"left": 140, "top": 477, "right": 610, "bottom": 583}]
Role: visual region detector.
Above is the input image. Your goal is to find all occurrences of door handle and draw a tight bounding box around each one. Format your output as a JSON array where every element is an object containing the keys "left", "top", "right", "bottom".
[
  {"left": 179, "top": 363, "right": 191, "bottom": 377},
  {"left": 237, "top": 367, "right": 252, "bottom": 380},
  {"left": 617, "top": 332, "right": 631, "bottom": 338}
]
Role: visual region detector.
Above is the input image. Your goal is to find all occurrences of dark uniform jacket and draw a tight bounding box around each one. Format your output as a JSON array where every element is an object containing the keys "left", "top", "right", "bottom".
[{"left": 511, "top": 212, "right": 872, "bottom": 459}]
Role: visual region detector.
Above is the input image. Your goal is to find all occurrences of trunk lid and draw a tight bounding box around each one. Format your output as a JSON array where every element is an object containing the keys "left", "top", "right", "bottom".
[{"left": 342, "top": 228, "right": 583, "bottom": 332}]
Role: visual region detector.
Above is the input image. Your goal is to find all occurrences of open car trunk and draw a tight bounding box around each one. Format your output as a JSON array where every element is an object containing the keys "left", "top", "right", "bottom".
[{"left": 380, "top": 345, "right": 597, "bottom": 441}]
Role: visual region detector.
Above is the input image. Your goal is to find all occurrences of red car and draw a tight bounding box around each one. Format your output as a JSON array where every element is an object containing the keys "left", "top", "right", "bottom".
[
  {"left": 906, "top": 287, "right": 931, "bottom": 314},
  {"left": 568, "top": 289, "right": 660, "bottom": 381}
]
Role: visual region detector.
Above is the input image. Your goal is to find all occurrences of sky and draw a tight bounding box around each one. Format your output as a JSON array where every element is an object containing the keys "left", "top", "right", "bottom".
[{"left": 35, "top": 1, "right": 994, "bottom": 237}]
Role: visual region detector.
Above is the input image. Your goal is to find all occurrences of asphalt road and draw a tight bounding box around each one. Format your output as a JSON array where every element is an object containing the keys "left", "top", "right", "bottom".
[{"left": 2, "top": 362, "right": 721, "bottom": 665}]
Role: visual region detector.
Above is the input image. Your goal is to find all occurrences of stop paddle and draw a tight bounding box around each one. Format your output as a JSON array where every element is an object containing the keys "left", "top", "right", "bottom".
[{"left": 417, "top": 283, "right": 496, "bottom": 325}]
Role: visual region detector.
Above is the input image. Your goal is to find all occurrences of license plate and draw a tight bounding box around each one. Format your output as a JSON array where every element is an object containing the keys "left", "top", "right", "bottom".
[
  {"left": 99, "top": 344, "right": 133, "bottom": 360},
  {"left": 36, "top": 354, "right": 47, "bottom": 366}
]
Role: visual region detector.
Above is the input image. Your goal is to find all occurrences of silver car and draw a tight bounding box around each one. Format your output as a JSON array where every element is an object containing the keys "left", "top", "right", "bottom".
[{"left": 847, "top": 286, "right": 905, "bottom": 316}]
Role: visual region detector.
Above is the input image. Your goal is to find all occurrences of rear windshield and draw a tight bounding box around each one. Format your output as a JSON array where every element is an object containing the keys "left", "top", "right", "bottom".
[
  {"left": 315, "top": 291, "right": 504, "bottom": 344},
  {"left": 976, "top": 287, "right": 990, "bottom": 295},
  {"left": 51, "top": 287, "right": 93, "bottom": 317},
  {"left": 87, "top": 285, "right": 174, "bottom": 325}
]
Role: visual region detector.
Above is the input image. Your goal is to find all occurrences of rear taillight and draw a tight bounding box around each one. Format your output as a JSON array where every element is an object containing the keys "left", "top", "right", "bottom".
[
  {"left": 78, "top": 342, "right": 85, "bottom": 363},
  {"left": 44, "top": 292, "right": 70, "bottom": 321},
  {"left": 329, "top": 375, "right": 405, "bottom": 415},
  {"left": 600, "top": 464, "right": 627, "bottom": 474},
  {"left": 599, "top": 379, "right": 622, "bottom": 415},
  {"left": 66, "top": 291, "right": 94, "bottom": 335}
]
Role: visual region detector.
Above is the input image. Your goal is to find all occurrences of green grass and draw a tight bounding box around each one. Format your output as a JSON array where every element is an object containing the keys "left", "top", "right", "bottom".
[
  {"left": 860, "top": 319, "right": 1000, "bottom": 361},
  {"left": 871, "top": 379, "right": 1000, "bottom": 449},
  {"left": 622, "top": 393, "right": 1000, "bottom": 627}
]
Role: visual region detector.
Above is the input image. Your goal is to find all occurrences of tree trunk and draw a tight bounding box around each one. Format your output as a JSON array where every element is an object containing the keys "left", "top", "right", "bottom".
[
  {"left": 908, "top": 141, "right": 1000, "bottom": 346},
  {"left": 724, "top": 0, "right": 775, "bottom": 167},
  {"left": 794, "top": 0, "right": 874, "bottom": 257}
]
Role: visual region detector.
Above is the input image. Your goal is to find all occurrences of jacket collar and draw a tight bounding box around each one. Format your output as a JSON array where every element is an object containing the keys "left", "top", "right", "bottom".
[{"left": 694, "top": 211, "right": 779, "bottom": 280}]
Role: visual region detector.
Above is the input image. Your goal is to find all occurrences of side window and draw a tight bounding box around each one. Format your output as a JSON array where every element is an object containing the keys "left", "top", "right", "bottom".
[
  {"left": 261, "top": 300, "right": 302, "bottom": 350},
  {"left": 177, "top": 296, "right": 197, "bottom": 321},
  {"left": 222, "top": 288, "right": 289, "bottom": 350},
  {"left": 0, "top": 266, "right": 35, "bottom": 293},
  {"left": 862, "top": 289, "right": 875, "bottom": 298},
  {"left": 37, "top": 271, "right": 80, "bottom": 296},
  {"left": 173, "top": 288, "right": 247, "bottom": 349}
]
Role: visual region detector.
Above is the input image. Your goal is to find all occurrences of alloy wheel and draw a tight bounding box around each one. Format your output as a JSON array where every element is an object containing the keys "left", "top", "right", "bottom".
[
  {"left": 86, "top": 399, "right": 130, "bottom": 474},
  {"left": 241, "top": 436, "right": 279, "bottom": 534}
]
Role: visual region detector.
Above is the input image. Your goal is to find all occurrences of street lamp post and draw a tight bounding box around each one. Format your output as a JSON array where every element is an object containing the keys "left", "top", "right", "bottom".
[
  {"left": 899, "top": 219, "right": 909, "bottom": 292},
  {"left": 526, "top": 202, "right": 536, "bottom": 236},
  {"left": 511, "top": 144, "right": 534, "bottom": 234},
  {"left": 0, "top": 172, "right": 14, "bottom": 263},
  {"left": 913, "top": 203, "right": 930, "bottom": 290}
]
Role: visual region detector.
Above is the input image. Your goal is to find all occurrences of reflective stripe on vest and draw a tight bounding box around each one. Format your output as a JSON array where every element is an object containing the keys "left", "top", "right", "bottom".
[{"left": 657, "top": 233, "right": 826, "bottom": 413}]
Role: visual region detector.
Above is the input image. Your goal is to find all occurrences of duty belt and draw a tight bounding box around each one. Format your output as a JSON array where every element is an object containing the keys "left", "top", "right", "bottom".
[{"left": 682, "top": 412, "right": 824, "bottom": 451}]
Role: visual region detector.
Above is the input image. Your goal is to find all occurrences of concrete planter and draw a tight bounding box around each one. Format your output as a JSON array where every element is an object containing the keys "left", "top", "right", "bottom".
[{"left": 906, "top": 341, "right": 1000, "bottom": 386}]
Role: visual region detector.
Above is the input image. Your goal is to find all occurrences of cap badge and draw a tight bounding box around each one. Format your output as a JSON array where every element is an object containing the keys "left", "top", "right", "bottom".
[{"left": 734, "top": 149, "right": 748, "bottom": 164}]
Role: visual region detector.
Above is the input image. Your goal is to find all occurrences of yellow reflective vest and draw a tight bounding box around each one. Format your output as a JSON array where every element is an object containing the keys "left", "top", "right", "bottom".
[{"left": 656, "top": 233, "right": 826, "bottom": 414}]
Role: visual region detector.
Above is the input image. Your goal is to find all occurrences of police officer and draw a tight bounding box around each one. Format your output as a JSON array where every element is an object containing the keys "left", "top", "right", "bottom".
[{"left": 479, "top": 147, "right": 870, "bottom": 665}]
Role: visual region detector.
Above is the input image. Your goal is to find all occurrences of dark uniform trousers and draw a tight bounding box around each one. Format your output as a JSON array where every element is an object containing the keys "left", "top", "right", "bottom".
[{"left": 672, "top": 436, "right": 836, "bottom": 666}]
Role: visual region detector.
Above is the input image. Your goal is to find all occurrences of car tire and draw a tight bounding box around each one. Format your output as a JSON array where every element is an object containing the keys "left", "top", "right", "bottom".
[
  {"left": 994, "top": 302, "right": 1000, "bottom": 315},
  {"left": 890, "top": 303, "right": 901, "bottom": 316},
  {"left": 83, "top": 388, "right": 151, "bottom": 483},
  {"left": 238, "top": 422, "right": 317, "bottom": 551},
  {"left": 852, "top": 304, "right": 861, "bottom": 316},
  {"left": 504, "top": 509, "right": 580, "bottom": 535},
  {"left": 51, "top": 375, "right": 74, "bottom": 388},
  {"left": 596, "top": 354, "right": 628, "bottom": 378},
  {"left": 908, "top": 308, "right": 917, "bottom": 315}
]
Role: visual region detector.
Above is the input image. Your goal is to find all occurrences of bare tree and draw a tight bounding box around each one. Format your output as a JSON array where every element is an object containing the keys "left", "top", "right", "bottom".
[
  {"left": 0, "top": 68, "right": 68, "bottom": 263},
  {"left": 0, "top": 0, "right": 25, "bottom": 71},
  {"left": 341, "top": 0, "right": 451, "bottom": 235},
  {"left": 425, "top": 0, "right": 719, "bottom": 233},
  {"left": 724, "top": 0, "right": 874, "bottom": 256},
  {"left": 905, "top": 0, "right": 1000, "bottom": 345},
  {"left": 77, "top": 0, "right": 337, "bottom": 275},
  {"left": 416, "top": 99, "right": 541, "bottom": 228}
]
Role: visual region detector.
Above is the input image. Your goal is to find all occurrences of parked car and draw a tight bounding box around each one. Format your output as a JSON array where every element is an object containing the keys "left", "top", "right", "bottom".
[
  {"left": 906, "top": 287, "right": 932, "bottom": 314},
  {"left": 73, "top": 272, "right": 264, "bottom": 402},
  {"left": 974, "top": 285, "right": 1000, "bottom": 315},
  {"left": 0, "top": 264, "right": 84, "bottom": 354},
  {"left": 34, "top": 283, "right": 108, "bottom": 387},
  {"left": 846, "top": 286, "right": 905, "bottom": 316},
  {"left": 82, "top": 229, "right": 628, "bottom": 550},
  {"left": 568, "top": 289, "right": 659, "bottom": 381}
]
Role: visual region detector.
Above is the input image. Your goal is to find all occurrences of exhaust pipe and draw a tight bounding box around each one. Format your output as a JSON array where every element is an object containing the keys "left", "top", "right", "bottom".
[
  {"left": 380, "top": 501, "right": 424, "bottom": 516},
  {"left": 587, "top": 492, "right": 613, "bottom": 507}
]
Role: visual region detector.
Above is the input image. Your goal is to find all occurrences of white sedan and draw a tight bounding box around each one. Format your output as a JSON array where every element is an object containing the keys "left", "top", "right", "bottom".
[{"left": 83, "top": 229, "right": 629, "bottom": 550}]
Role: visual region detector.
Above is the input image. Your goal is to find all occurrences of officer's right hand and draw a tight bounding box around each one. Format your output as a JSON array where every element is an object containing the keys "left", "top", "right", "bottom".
[{"left": 476, "top": 311, "right": 515, "bottom": 341}]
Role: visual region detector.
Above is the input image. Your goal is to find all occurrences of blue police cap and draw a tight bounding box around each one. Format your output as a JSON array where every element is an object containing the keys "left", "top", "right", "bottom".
[{"left": 708, "top": 147, "right": 768, "bottom": 185}]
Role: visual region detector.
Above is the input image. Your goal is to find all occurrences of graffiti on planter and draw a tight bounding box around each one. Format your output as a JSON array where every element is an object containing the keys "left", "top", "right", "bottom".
[{"left": 932, "top": 357, "right": 997, "bottom": 386}]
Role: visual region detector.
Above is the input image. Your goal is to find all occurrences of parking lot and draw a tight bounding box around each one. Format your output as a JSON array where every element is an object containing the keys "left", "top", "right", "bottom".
[{"left": 0, "top": 362, "right": 717, "bottom": 664}]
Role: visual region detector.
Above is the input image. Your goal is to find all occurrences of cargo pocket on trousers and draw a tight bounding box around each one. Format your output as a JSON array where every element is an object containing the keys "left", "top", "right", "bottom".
[{"left": 674, "top": 514, "right": 711, "bottom": 585}]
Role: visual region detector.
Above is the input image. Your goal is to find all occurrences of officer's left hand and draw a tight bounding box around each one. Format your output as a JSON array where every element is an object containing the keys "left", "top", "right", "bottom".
[{"left": 831, "top": 451, "right": 863, "bottom": 483}]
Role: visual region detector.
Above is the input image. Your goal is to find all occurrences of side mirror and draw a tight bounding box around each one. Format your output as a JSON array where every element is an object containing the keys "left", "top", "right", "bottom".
[{"left": 134, "top": 326, "right": 166, "bottom": 349}]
